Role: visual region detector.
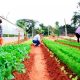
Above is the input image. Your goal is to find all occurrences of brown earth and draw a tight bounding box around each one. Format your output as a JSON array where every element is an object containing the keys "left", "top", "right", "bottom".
[{"left": 13, "top": 43, "right": 70, "bottom": 80}]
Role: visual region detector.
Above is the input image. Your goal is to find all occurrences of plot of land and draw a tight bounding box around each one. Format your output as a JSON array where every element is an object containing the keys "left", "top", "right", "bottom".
[{"left": 13, "top": 43, "right": 70, "bottom": 80}]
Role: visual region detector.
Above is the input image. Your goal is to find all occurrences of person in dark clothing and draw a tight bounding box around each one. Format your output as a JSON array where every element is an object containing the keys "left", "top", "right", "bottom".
[
  {"left": 75, "top": 25, "right": 80, "bottom": 43},
  {"left": 0, "top": 19, "right": 3, "bottom": 45}
]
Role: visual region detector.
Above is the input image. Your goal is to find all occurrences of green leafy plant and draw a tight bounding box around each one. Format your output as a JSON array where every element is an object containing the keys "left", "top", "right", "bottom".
[
  {"left": 56, "top": 39, "right": 80, "bottom": 47},
  {"left": 0, "top": 42, "right": 31, "bottom": 80},
  {"left": 43, "top": 39, "right": 80, "bottom": 77}
]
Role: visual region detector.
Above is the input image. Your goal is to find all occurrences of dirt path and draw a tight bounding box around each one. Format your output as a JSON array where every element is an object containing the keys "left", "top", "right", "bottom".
[
  {"left": 13, "top": 44, "right": 70, "bottom": 80},
  {"left": 29, "top": 45, "right": 50, "bottom": 80}
]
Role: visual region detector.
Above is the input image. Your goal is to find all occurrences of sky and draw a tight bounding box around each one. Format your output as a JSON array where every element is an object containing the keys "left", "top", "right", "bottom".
[{"left": 0, "top": 0, "right": 79, "bottom": 26}]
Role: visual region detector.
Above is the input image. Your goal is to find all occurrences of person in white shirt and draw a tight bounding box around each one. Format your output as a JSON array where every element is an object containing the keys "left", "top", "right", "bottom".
[{"left": 32, "top": 32, "right": 41, "bottom": 46}]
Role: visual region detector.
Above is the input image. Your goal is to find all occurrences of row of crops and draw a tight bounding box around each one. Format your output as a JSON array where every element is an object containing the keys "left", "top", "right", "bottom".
[
  {"left": 0, "top": 41, "right": 31, "bottom": 80},
  {"left": 43, "top": 39, "right": 80, "bottom": 77},
  {"left": 56, "top": 39, "right": 80, "bottom": 47}
]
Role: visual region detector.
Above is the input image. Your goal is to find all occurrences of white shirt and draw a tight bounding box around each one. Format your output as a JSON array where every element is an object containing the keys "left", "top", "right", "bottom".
[{"left": 33, "top": 34, "right": 40, "bottom": 41}]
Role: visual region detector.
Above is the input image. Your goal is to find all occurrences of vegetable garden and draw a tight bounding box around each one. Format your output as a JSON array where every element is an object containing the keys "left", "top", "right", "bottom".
[
  {"left": 0, "top": 41, "right": 31, "bottom": 80},
  {"left": 43, "top": 39, "right": 80, "bottom": 78},
  {"left": 0, "top": 38, "right": 80, "bottom": 80},
  {"left": 0, "top": 17, "right": 80, "bottom": 79},
  {"left": 56, "top": 39, "right": 80, "bottom": 48},
  {"left": 0, "top": 1, "right": 80, "bottom": 79}
]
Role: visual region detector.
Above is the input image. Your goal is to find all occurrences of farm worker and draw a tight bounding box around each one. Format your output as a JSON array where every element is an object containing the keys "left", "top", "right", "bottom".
[
  {"left": 75, "top": 24, "right": 80, "bottom": 43},
  {"left": 32, "top": 31, "right": 41, "bottom": 46},
  {"left": 0, "top": 19, "right": 3, "bottom": 45}
]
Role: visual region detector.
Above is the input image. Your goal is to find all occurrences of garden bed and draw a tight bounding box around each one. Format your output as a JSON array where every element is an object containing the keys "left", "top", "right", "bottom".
[
  {"left": 13, "top": 44, "right": 70, "bottom": 80},
  {"left": 43, "top": 39, "right": 80, "bottom": 80}
]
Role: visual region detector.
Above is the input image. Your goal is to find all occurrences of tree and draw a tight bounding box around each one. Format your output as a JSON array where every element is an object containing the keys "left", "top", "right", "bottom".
[
  {"left": 59, "top": 24, "right": 76, "bottom": 35},
  {"left": 39, "top": 23, "right": 48, "bottom": 35},
  {"left": 54, "top": 21, "right": 60, "bottom": 36},
  {"left": 16, "top": 19, "right": 37, "bottom": 37},
  {"left": 77, "top": 1, "right": 80, "bottom": 8},
  {"left": 71, "top": 12, "right": 80, "bottom": 27},
  {"left": 47, "top": 25, "right": 53, "bottom": 36},
  {"left": 71, "top": 1, "right": 80, "bottom": 27}
]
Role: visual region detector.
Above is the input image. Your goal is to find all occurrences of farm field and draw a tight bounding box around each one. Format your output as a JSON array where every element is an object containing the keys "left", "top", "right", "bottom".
[
  {"left": 55, "top": 39, "right": 80, "bottom": 48},
  {"left": 1, "top": 0, "right": 80, "bottom": 79},
  {"left": 0, "top": 38, "right": 80, "bottom": 80},
  {"left": 13, "top": 43, "right": 70, "bottom": 80},
  {"left": 43, "top": 38, "right": 80, "bottom": 80}
]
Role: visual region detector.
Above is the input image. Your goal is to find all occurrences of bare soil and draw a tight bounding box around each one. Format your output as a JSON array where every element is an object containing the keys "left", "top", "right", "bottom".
[{"left": 13, "top": 43, "right": 70, "bottom": 80}]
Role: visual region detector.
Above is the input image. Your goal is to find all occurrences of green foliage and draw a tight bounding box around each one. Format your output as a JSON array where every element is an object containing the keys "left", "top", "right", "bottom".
[
  {"left": 54, "top": 21, "right": 60, "bottom": 36},
  {"left": 56, "top": 39, "right": 80, "bottom": 47},
  {"left": 72, "top": 76, "right": 78, "bottom": 80},
  {"left": 16, "top": 19, "right": 36, "bottom": 34},
  {"left": 59, "top": 24, "right": 76, "bottom": 34},
  {"left": 39, "top": 23, "right": 48, "bottom": 35},
  {"left": 16, "top": 19, "right": 26, "bottom": 28},
  {"left": 43, "top": 39, "right": 80, "bottom": 76},
  {"left": 0, "top": 43, "right": 31, "bottom": 80},
  {"left": 3, "top": 34, "right": 18, "bottom": 37},
  {"left": 71, "top": 12, "right": 80, "bottom": 27}
]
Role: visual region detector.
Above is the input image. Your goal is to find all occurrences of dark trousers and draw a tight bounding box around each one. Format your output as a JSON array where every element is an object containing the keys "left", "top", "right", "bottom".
[
  {"left": 33, "top": 40, "right": 40, "bottom": 46},
  {"left": 75, "top": 33, "right": 80, "bottom": 43}
]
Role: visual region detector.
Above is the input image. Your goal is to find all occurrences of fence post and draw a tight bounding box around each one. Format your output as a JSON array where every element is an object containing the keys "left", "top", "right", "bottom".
[
  {"left": 64, "top": 19, "right": 67, "bottom": 36},
  {"left": 18, "top": 31, "right": 20, "bottom": 44}
]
